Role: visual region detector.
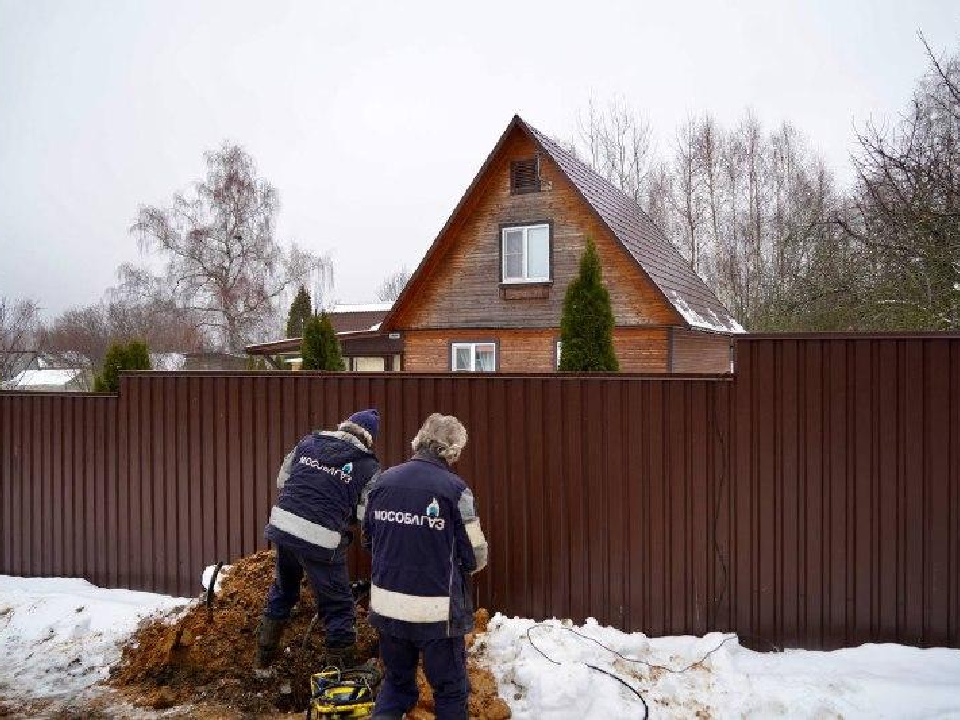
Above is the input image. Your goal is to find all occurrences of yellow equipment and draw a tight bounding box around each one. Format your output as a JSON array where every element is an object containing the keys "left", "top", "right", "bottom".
[{"left": 305, "top": 665, "right": 380, "bottom": 720}]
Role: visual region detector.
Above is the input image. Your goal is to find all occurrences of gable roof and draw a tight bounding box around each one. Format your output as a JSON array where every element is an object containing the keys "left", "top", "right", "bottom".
[{"left": 384, "top": 115, "right": 743, "bottom": 334}]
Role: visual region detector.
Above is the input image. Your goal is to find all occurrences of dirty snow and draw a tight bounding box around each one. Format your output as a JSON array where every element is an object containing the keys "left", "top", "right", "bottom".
[
  {"left": 0, "top": 575, "right": 189, "bottom": 704},
  {"left": 483, "top": 614, "right": 960, "bottom": 719}
]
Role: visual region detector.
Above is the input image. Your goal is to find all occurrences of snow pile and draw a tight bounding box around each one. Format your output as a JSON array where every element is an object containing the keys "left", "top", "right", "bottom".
[
  {"left": 484, "top": 615, "right": 960, "bottom": 719},
  {"left": 0, "top": 575, "right": 189, "bottom": 701}
]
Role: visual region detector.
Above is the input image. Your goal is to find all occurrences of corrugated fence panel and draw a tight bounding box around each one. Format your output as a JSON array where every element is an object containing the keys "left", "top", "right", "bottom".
[
  {"left": 730, "top": 337, "right": 960, "bottom": 649},
  {"left": 1, "top": 335, "right": 958, "bottom": 649},
  {"left": 0, "top": 393, "right": 117, "bottom": 584}
]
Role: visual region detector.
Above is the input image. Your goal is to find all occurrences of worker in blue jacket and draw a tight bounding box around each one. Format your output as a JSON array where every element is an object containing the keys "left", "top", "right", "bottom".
[
  {"left": 362, "top": 413, "right": 488, "bottom": 720},
  {"left": 254, "top": 409, "right": 381, "bottom": 671}
]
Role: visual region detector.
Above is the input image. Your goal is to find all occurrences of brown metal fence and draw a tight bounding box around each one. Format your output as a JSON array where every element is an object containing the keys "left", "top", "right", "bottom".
[{"left": 1, "top": 336, "right": 958, "bottom": 649}]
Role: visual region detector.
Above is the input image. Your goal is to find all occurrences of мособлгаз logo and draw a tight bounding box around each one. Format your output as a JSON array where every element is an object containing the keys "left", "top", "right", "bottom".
[
  {"left": 371, "top": 499, "right": 446, "bottom": 530},
  {"left": 298, "top": 455, "right": 354, "bottom": 483}
]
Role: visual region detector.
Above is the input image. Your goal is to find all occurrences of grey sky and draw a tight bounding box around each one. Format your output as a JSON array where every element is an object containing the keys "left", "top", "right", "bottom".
[{"left": 1, "top": 0, "right": 958, "bottom": 318}]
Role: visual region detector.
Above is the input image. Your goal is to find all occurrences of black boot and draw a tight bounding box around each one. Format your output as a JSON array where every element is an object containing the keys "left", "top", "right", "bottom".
[
  {"left": 253, "top": 616, "right": 287, "bottom": 672},
  {"left": 322, "top": 642, "right": 357, "bottom": 669}
]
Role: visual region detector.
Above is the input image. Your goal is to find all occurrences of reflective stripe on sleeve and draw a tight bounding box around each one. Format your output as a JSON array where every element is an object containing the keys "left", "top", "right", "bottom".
[{"left": 465, "top": 519, "right": 488, "bottom": 572}]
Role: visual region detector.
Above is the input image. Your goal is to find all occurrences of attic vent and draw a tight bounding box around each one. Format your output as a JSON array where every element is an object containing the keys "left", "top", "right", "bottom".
[{"left": 510, "top": 156, "right": 541, "bottom": 194}]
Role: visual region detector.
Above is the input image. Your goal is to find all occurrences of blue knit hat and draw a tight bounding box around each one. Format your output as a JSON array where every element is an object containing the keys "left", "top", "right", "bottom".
[{"left": 345, "top": 408, "right": 380, "bottom": 442}]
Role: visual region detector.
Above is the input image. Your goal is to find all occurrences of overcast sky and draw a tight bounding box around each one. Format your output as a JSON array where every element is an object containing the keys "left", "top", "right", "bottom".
[{"left": 1, "top": 0, "right": 958, "bottom": 318}]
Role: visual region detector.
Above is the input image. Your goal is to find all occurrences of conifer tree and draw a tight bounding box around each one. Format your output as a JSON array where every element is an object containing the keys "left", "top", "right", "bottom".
[
  {"left": 285, "top": 285, "right": 312, "bottom": 338},
  {"left": 94, "top": 339, "right": 152, "bottom": 392},
  {"left": 559, "top": 238, "right": 619, "bottom": 372},
  {"left": 301, "top": 313, "right": 345, "bottom": 371}
]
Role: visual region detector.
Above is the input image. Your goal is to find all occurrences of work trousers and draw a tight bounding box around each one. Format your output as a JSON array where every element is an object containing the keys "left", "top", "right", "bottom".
[
  {"left": 374, "top": 631, "right": 469, "bottom": 720},
  {"left": 263, "top": 542, "right": 355, "bottom": 647}
]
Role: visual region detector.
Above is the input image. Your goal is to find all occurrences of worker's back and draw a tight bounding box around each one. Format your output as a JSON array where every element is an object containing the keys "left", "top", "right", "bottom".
[
  {"left": 363, "top": 452, "right": 476, "bottom": 640},
  {"left": 266, "top": 430, "right": 378, "bottom": 561}
]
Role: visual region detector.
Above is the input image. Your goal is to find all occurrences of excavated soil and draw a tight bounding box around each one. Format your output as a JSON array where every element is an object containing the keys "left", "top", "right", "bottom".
[{"left": 111, "top": 550, "right": 509, "bottom": 719}]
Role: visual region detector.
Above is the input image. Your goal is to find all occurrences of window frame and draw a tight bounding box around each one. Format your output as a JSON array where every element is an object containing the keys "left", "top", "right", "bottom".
[
  {"left": 449, "top": 341, "right": 498, "bottom": 372},
  {"left": 499, "top": 221, "right": 553, "bottom": 285},
  {"left": 555, "top": 339, "right": 562, "bottom": 370}
]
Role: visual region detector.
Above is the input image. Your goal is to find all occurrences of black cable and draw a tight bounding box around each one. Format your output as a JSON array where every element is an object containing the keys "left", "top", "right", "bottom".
[
  {"left": 585, "top": 663, "right": 649, "bottom": 719},
  {"left": 711, "top": 392, "right": 729, "bottom": 623},
  {"left": 527, "top": 624, "right": 737, "bottom": 673},
  {"left": 205, "top": 560, "right": 224, "bottom": 620},
  {"left": 525, "top": 624, "right": 738, "bottom": 719}
]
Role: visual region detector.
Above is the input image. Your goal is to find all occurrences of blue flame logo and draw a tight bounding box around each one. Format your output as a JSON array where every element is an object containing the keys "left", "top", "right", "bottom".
[{"left": 426, "top": 498, "right": 440, "bottom": 518}]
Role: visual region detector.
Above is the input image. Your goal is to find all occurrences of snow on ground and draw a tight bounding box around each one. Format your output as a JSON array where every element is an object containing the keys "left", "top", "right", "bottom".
[
  {"left": 0, "top": 575, "right": 189, "bottom": 705},
  {"left": 3, "top": 575, "right": 960, "bottom": 719},
  {"left": 482, "top": 615, "right": 960, "bottom": 719}
]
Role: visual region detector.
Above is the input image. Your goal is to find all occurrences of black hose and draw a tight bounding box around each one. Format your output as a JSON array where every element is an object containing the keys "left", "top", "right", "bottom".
[
  {"left": 586, "top": 663, "right": 649, "bottom": 720},
  {"left": 205, "top": 560, "right": 224, "bottom": 619},
  {"left": 525, "top": 624, "right": 738, "bottom": 719}
]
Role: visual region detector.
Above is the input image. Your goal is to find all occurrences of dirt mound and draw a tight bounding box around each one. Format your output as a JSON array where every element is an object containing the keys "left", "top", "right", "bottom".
[
  {"left": 112, "top": 550, "right": 508, "bottom": 718},
  {"left": 407, "top": 663, "right": 511, "bottom": 720}
]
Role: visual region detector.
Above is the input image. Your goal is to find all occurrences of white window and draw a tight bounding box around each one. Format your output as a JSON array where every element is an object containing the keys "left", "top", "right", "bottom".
[
  {"left": 556, "top": 341, "right": 562, "bottom": 370},
  {"left": 451, "top": 342, "right": 496, "bottom": 372},
  {"left": 353, "top": 357, "right": 386, "bottom": 372},
  {"left": 502, "top": 224, "right": 550, "bottom": 283}
]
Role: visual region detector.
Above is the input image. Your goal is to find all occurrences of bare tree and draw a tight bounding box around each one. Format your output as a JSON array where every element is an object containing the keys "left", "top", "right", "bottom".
[
  {"left": 376, "top": 267, "right": 411, "bottom": 303},
  {"left": 673, "top": 117, "right": 706, "bottom": 274},
  {"left": 0, "top": 297, "right": 40, "bottom": 381},
  {"left": 130, "top": 143, "right": 331, "bottom": 351},
  {"left": 37, "top": 297, "right": 206, "bottom": 370},
  {"left": 574, "top": 101, "right": 844, "bottom": 331},
  {"left": 576, "top": 97, "right": 655, "bottom": 204},
  {"left": 35, "top": 305, "right": 108, "bottom": 369},
  {"left": 837, "top": 36, "right": 960, "bottom": 329}
]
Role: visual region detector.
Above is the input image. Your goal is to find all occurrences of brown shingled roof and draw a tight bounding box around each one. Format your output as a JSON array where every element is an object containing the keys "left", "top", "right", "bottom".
[
  {"left": 327, "top": 309, "right": 389, "bottom": 334},
  {"left": 518, "top": 118, "right": 742, "bottom": 333}
]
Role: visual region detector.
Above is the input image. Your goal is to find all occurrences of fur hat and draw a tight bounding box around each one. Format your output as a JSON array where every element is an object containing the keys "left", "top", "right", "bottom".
[{"left": 411, "top": 413, "right": 467, "bottom": 464}]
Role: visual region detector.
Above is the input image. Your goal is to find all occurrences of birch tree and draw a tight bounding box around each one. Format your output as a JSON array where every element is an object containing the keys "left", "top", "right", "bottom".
[
  {"left": 0, "top": 297, "right": 39, "bottom": 380},
  {"left": 129, "top": 144, "right": 331, "bottom": 351}
]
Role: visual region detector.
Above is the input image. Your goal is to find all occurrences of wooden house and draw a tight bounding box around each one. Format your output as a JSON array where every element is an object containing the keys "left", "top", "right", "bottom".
[{"left": 380, "top": 115, "right": 743, "bottom": 373}]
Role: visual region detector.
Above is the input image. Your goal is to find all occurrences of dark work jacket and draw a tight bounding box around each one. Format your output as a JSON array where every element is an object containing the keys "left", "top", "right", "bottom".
[
  {"left": 362, "top": 452, "right": 480, "bottom": 641},
  {"left": 265, "top": 430, "right": 379, "bottom": 563}
]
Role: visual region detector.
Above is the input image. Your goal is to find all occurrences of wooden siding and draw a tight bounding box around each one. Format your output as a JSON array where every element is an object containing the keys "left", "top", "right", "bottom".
[
  {"left": 393, "top": 128, "right": 680, "bottom": 330},
  {"left": 402, "top": 327, "right": 669, "bottom": 373},
  {"left": 671, "top": 329, "right": 733, "bottom": 373}
]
